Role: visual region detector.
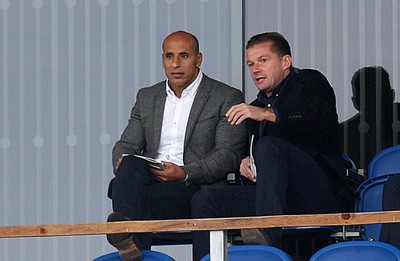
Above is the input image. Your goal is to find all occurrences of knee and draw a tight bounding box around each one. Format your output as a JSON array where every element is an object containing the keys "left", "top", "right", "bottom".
[
  {"left": 191, "top": 188, "right": 218, "bottom": 218},
  {"left": 256, "top": 136, "right": 283, "bottom": 149},
  {"left": 114, "top": 156, "right": 152, "bottom": 183},
  {"left": 116, "top": 156, "right": 142, "bottom": 174},
  {"left": 254, "top": 136, "right": 285, "bottom": 158}
]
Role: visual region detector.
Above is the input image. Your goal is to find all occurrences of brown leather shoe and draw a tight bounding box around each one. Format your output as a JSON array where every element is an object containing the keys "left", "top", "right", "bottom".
[
  {"left": 240, "top": 228, "right": 273, "bottom": 245},
  {"left": 106, "top": 212, "right": 142, "bottom": 261}
]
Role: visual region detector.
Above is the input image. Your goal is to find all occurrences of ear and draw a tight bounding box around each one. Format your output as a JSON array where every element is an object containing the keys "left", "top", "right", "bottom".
[
  {"left": 196, "top": 52, "right": 203, "bottom": 68},
  {"left": 161, "top": 54, "right": 166, "bottom": 70},
  {"left": 282, "top": 55, "right": 292, "bottom": 70}
]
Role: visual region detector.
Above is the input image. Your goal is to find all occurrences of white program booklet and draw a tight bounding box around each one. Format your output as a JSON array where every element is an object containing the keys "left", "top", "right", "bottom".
[
  {"left": 133, "top": 155, "right": 167, "bottom": 170},
  {"left": 250, "top": 135, "right": 257, "bottom": 177}
]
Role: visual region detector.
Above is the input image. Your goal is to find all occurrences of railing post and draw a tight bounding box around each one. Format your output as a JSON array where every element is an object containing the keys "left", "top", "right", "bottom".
[{"left": 210, "top": 230, "right": 228, "bottom": 261}]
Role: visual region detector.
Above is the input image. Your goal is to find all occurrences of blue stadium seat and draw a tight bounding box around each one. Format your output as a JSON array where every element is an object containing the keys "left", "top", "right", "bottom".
[
  {"left": 356, "top": 173, "right": 400, "bottom": 241},
  {"left": 92, "top": 250, "right": 175, "bottom": 261},
  {"left": 310, "top": 240, "right": 400, "bottom": 261},
  {"left": 199, "top": 245, "right": 293, "bottom": 261},
  {"left": 355, "top": 144, "right": 400, "bottom": 241}
]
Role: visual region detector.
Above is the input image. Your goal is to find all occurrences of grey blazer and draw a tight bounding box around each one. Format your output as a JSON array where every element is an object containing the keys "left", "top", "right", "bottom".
[{"left": 112, "top": 74, "right": 247, "bottom": 185}]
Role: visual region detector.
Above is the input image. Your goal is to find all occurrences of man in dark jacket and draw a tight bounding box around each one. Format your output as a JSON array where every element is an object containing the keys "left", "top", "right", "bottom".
[{"left": 191, "top": 32, "right": 354, "bottom": 261}]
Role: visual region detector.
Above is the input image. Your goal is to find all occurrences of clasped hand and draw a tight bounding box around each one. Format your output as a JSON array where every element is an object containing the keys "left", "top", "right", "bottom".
[
  {"left": 226, "top": 103, "right": 276, "bottom": 125},
  {"left": 115, "top": 157, "right": 187, "bottom": 182}
]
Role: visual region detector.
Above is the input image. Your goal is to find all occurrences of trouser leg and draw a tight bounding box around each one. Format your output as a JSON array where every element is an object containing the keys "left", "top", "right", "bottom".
[
  {"left": 109, "top": 156, "right": 199, "bottom": 249},
  {"left": 253, "top": 136, "right": 348, "bottom": 244},
  {"left": 191, "top": 136, "right": 349, "bottom": 259},
  {"left": 191, "top": 185, "right": 256, "bottom": 261},
  {"left": 110, "top": 156, "right": 156, "bottom": 219}
]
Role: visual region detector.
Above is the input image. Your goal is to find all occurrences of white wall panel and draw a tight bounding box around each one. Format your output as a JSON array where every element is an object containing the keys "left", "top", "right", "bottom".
[
  {"left": 0, "top": 0, "right": 242, "bottom": 260},
  {"left": 2, "top": 0, "right": 398, "bottom": 260}
]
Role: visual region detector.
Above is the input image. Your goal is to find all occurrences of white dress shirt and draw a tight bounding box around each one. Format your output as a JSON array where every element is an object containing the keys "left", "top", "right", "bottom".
[{"left": 155, "top": 71, "right": 203, "bottom": 166}]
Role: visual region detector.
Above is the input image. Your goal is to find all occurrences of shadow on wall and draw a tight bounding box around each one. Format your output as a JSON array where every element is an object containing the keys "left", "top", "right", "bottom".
[{"left": 339, "top": 66, "right": 400, "bottom": 171}]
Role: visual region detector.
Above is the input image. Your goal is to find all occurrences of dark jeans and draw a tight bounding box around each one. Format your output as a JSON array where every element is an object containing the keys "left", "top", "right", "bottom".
[
  {"left": 380, "top": 175, "right": 400, "bottom": 248},
  {"left": 109, "top": 156, "right": 200, "bottom": 249},
  {"left": 191, "top": 136, "right": 349, "bottom": 261}
]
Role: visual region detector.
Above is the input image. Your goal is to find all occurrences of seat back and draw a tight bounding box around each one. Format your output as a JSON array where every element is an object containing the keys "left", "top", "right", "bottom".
[
  {"left": 310, "top": 241, "right": 400, "bottom": 261},
  {"left": 343, "top": 153, "right": 366, "bottom": 191},
  {"left": 355, "top": 144, "right": 400, "bottom": 240},
  {"left": 342, "top": 153, "right": 357, "bottom": 172},
  {"left": 199, "top": 245, "right": 293, "bottom": 261},
  {"left": 92, "top": 250, "right": 175, "bottom": 261},
  {"left": 355, "top": 173, "right": 400, "bottom": 241},
  {"left": 368, "top": 144, "right": 400, "bottom": 178}
]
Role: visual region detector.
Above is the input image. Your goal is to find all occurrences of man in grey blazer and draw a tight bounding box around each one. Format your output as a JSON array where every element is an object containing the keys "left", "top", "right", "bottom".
[{"left": 106, "top": 31, "right": 247, "bottom": 261}]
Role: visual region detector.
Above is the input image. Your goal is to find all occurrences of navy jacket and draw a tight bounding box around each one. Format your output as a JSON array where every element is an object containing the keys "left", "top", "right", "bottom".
[{"left": 247, "top": 68, "right": 354, "bottom": 200}]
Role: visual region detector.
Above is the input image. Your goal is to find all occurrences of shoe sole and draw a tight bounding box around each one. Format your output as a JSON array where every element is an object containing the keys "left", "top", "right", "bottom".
[
  {"left": 108, "top": 235, "right": 142, "bottom": 261},
  {"left": 106, "top": 212, "right": 142, "bottom": 261}
]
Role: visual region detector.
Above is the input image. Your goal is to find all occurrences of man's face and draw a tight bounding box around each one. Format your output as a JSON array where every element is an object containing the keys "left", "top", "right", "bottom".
[
  {"left": 246, "top": 41, "right": 291, "bottom": 96},
  {"left": 162, "top": 33, "right": 202, "bottom": 90}
]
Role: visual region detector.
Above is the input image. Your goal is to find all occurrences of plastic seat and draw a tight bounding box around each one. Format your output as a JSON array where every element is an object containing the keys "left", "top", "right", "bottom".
[
  {"left": 356, "top": 173, "right": 400, "bottom": 241},
  {"left": 199, "top": 245, "right": 293, "bottom": 261},
  {"left": 368, "top": 144, "right": 400, "bottom": 178},
  {"left": 355, "top": 144, "right": 400, "bottom": 241},
  {"left": 343, "top": 153, "right": 366, "bottom": 188},
  {"left": 342, "top": 153, "right": 357, "bottom": 172},
  {"left": 310, "top": 240, "right": 400, "bottom": 261},
  {"left": 92, "top": 250, "right": 175, "bottom": 261}
]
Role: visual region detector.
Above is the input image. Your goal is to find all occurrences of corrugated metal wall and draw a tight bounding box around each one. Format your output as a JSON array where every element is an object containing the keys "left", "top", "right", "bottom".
[
  {"left": 0, "top": 0, "right": 242, "bottom": 260},
  {"left": 1, "top": 0, "right": 399, "bottom": 260}
]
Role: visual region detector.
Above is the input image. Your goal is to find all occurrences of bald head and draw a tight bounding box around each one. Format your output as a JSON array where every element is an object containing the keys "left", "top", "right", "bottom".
[{"left": 163, "top": 31, "right": 199, "bottom": 53}]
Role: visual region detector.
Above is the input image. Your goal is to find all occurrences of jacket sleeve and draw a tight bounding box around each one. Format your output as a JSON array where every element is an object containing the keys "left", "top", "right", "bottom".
[
  {"left": 111, "top": 89, "right": 147, "bottom": 172},
  {"left": 182, "top": 87, "right": 247, "bottom": 185}
]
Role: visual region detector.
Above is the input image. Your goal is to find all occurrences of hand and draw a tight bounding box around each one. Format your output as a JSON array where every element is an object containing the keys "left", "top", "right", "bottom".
[
  {"left": 115, "top": 157, "right": 124, "bottom": 171},
  {"left": 150, "top": 162, "right": 187, "bottom": 182},
  {"left": 226, "top": 103, "right": 276, "bottom": 125},
  {"left": 240, "top": 156, "right": 256, "bottom": 182}
]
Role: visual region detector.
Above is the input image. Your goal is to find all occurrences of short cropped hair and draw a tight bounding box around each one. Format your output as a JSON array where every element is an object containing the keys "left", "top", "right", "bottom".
[{"left": 246, "top": 32, "right": 291, "bottom": 57}]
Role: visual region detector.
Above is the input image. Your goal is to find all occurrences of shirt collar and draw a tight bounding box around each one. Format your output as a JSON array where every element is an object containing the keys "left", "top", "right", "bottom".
[{"left": 257, "top": 71, "right": 293, "bottom": 105}]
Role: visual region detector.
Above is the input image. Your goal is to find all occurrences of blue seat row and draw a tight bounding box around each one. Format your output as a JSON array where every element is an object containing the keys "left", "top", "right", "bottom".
[{"left": 93, "top": 241, "right": 400, "bottom": 261}]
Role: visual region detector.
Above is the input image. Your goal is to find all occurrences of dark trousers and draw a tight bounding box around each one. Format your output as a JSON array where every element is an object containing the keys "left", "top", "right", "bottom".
[
  {"left": 109, "top": 156, "right": 200, "bottom": 249},
  {"left": 191, "top": 136, "right": 349, "bottom": 261},
  {"left": 380, "top": 175, "right": 400, "bottom": 248}
]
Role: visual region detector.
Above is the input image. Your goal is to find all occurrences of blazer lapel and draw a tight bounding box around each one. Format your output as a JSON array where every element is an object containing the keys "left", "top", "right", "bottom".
[{"left": 184, "top": 77, "right": 211, "bottom": 147}]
